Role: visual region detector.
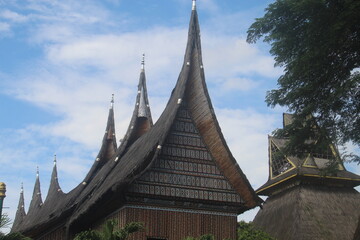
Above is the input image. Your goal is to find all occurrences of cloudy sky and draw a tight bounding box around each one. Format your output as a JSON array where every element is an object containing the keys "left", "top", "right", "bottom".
[{"left": 0, "top": 0, "right": 359, "bottom": 231}]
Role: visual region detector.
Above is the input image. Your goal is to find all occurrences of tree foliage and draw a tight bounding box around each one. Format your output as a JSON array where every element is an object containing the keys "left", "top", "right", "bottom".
[
  {"left": 0, "top": 233, "right": 32, "bottom": 240},
  {"left": 0, "top": 214, "right": 32, "bottom": 240},
  {"left": 237, "top": 221, "right": 275, "bottom": 240},
  {"left": 0, "top": 214, "right": 11, "bottom": 230},
  {"left": 74, "top": 220, "right": 144, "bottom": 240},
  {"left": 247, "top": 0, "right": 360, "bottom": 162},
  {"left": 183, "top": 234, "right": 215, "bottom": 240}
]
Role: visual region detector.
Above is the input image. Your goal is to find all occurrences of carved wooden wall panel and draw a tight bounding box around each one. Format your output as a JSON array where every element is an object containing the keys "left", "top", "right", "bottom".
[{"left": 128, "top": 103, "right": 243, "bottom": 204}]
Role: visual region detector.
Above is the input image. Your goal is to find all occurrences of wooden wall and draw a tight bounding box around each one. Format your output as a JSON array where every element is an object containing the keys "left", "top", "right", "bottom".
[
  {"left": 36, "top": 225, "right": 66, "bottom": 240},
  {"left": 96, "top": 206, "right": 237, "bottom": 240}
]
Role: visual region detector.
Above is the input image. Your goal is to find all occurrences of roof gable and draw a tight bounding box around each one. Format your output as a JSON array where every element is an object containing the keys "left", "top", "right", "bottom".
[
  {"left": 127, "top": 101, "right": 244, "bottom": 208},
  {"left": 257, "top": 114, "right": 360, "bottom": 196},
  {"left": 67, "top": 5, "right": 260, "bottom": 227}
]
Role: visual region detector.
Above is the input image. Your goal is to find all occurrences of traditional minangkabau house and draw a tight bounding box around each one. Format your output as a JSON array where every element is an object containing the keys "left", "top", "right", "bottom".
[
  {"left": 253, "top": 113, "right": 360, "bottom": 240},
  {"left": 11, "top": 1, "right": 262, "bottom": 239}
]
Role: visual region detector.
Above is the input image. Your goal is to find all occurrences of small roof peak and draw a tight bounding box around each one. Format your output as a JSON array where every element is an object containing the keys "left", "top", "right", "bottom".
[
  {"left": 110, "top": 94, "right": 114, "bottom": 109},
  {"left": 36, "top": 166, "right": 39, "bottom": 177},
  {"left": 192, "top": 0, "right": 196, "bottom": 10},
  {"left": 141, "top": 53, "right": 145, "bottom": 71},
  {"left": 53, "top": 154, "right": 57, "bottom": 165},
  {"left": 21, "top": 182, "right": 24, "bottom": 193}
]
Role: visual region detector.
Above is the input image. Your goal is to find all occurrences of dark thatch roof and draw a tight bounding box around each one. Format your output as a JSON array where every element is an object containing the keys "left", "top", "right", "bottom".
[
  {"left": 12, "top": 62, "right": 153, "bottom": 236},
  {"left": 253, "top": 184, "right": 360, "bottom": 240},
  {"left": 82, "top": 99, "right": 118, "bottom": 185},
  {"left": 253, "top": 113, "right": 360, "bottom": 240},
  {"left": 12, "top": 3, "right": 260, "bottom": 237},
  {"left": 11, "top": 185, "right": 26, "bottom": 232},
  {"left": 116, "top": 59, "right": 153, "bottom": 157},
  {"left": 354, "top": 216, "right": 360, "bottom": 240},
  {"left": 26, "top": 169, "right": 43, "bottom": 218},
  {"left": 66, "top": 6, "right": 261, "bottom": 229}
]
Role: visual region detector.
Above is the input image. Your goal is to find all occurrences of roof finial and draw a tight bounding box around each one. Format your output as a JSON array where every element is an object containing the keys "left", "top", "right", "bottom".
[
  {"left": 192, "top": 0, "right": 196, "bottom": 10},
  {"left": 54, "top": 154, "right": 57, "bottom": 165},
  {"left": 21, "top": 182, "right": 24, "bottom": 193},
  {"left": 110, "top": 94, "right": 114, "bottom": 109},
  {"left": 36, "top": 166, "right": 39, "bottom": 177},
  {"left": 141, "top": 53, "right": 145, "bottom": 71}
]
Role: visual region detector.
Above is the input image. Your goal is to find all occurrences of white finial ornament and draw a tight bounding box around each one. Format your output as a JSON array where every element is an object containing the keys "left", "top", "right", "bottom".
[
  {"left": 141, "top": 53, "right": 145, "bottom": 70},
  {"left": 192, "top": 0, "right": 196, "bottom": 10},
  {"left": 110, "top": 94, "right": 114, "bottom": 109},
  {"left": 36, "top": 166, "right": 39, "bottom": 177},
  {"left": 54, "top": 154, "right": 57, "bottom": 165}
]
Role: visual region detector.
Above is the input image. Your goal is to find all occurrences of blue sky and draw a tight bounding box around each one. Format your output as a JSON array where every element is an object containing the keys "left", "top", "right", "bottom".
[{"left": 0, "top": 0, "right": 359, "bottom": 230}]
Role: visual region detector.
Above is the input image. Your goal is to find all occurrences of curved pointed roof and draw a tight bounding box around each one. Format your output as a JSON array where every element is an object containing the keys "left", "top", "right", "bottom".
[
  {"left": 117, "top": 54, "right": 153, "bottom": 155},
  {"left": 82, "top": 95, "right": 118, "bottom": 185},
  {"left": 11, "top": 184, "right": 26, "bottom": 233},
  {"left": 27, "top": 168, "right": 43, "bottom": 217},
  {"left": 68, "top": 3, "right": 260, "bottom": 228},
  {"left": 66, "top": 56, "right": 154, "bottom": 223},
  {"left": 44, "top": 155, "right": 64, "bottom": 203},
  {"left": 13, "top": 57, "right": 155, "bottom": 235},
  {"left": 12, "top": 3, "right": 260, "bottom": 236},
  {"left": 12, "top": 98, "right": 118, "bottom": 234}
]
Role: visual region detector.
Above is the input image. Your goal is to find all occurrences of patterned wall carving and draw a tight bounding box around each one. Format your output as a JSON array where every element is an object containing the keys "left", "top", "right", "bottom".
[{"left": 128, "top": 102, "right": 243, "bottom": 204}]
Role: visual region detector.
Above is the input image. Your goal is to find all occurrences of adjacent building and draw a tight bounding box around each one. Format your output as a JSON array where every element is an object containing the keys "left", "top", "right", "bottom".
[{"left": 253, "top": 113, "right": 360, "bottom": 240}]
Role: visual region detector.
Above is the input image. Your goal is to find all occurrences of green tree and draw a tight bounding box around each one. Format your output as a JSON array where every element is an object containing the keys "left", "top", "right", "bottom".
[
  {"left": 0, "top": 214, "right": 11, "bottom": 230},
  {"left": 0, "top": 214, "right": 32, "bottom": 240},
  {"left": 74, "top": 220, "right": 144, "bottom": 240},
  {"left": 184, "top": 234, "right": 215, "bottom": 240},
  {"left": 0, "top": 233, "right": 32, "bottom": 240},
  {"left": 237, "top": 221, "right": 275, "bottom": 240},
  {"left": 247, "top": 0, "right": 360, "bottom": 162}
]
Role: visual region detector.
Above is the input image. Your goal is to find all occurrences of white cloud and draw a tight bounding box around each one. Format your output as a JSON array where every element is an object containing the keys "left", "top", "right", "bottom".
[
  {"left": 216, "top": 108, "right": 279, "bottom": 189},
  {"left": 220, "top": 77, "right": 259, "bottom": 92},
  {"left": 0, "top": 21, "right": 10, "bottom": 32},
  {"left": 0, "top": 10, "right": 27, "bottom": 22}
]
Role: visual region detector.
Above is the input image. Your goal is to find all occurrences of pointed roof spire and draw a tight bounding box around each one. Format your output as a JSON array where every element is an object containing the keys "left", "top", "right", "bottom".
[
  {"left": 192, "top": 0, "right": 196, "bottom": 10},
  {"left": 116, "top": 54, "right": 153, "bottom": 153},
  {"left": 106, "top": 94, "right": 116, "bottom": 142},
  {"left": 81, "top": 95, "right": 118, "bottom": 184},
  {"left": 27, "top": 167, "right": 43, "bottom": 216},
  {"left": 110, "top": 93, "right": 114, "bottom": 109},
  {"left": 141, "top": 53, "right": 145, "bottom": 71},
  {"left": 45, "top": 154, "right": 63, "bottom": 203},
  {"left": 11, "top": 183, "right": 26, "bottom": 232}
]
